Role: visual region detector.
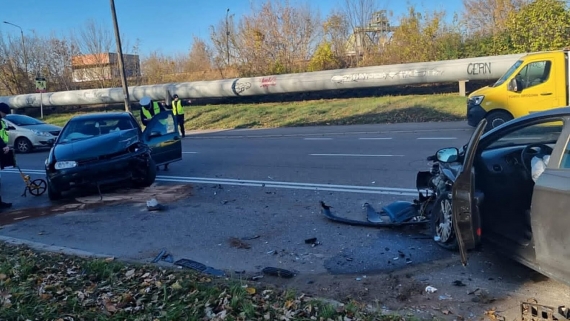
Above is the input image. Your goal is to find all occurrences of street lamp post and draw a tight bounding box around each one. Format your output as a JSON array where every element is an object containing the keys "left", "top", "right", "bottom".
[
  {"left": 3, "top": 21, "right": 28, "bottom": 87},
  {"left": 226, "top": 8, "right": 230, "bottom": 66},
  {"left": 109, "top": 0, "right": 131, "bottom": 112}
]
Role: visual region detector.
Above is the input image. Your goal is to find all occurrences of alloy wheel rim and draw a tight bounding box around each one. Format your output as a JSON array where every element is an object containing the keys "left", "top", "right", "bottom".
[
  {"left": 436, "top": 198, "right": 453, "bottom": 242},
  {"left": 18, "top": 140, "right": 29, "bottom": 152}
]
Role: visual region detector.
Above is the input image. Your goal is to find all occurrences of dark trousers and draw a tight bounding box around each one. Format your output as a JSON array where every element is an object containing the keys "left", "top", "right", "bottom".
[{"left": 176, "top": 114, "right": 185, "bottom": 137}]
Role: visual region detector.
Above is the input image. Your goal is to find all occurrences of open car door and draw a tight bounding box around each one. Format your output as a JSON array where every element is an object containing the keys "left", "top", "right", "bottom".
[
  {"left": 452, "top": 119, "right": 487, "bottom": 266},
  {"left": 142, "top": 111, "right": 182, "bottom": 166},
  {"left": 529, "top": 123, "right": 570, "bottom": 285}
]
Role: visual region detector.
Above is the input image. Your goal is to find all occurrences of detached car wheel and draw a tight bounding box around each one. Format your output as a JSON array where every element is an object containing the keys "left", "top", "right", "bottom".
[
  {"left": 431, "top": 192, "right": 458, "bottom": 251},
  {"left": 15, "top": 137, "right": 33, "bottom": 153}
]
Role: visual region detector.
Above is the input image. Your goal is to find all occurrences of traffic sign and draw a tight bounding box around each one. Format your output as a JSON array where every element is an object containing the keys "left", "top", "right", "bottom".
[{"left": 35, "top": 77, "right": 46, "bottom": 92}]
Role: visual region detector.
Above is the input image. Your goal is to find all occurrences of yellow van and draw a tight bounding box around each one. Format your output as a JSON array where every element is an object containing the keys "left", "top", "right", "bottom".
[{"left": 467, "top": 49, "right": 570, "bottom": 131}]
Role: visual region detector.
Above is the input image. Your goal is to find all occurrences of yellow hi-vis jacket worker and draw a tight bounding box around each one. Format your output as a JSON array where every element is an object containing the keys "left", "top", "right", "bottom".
[
  {"left": 170, "top": 94, "right": 186, "bottom": 138},
  {"left": 139, "top": 96, "right": 166, "bottom": 127}
]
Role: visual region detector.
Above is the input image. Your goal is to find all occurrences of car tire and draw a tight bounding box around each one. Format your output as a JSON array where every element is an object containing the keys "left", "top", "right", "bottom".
[
  {"left": 135, "top": 157, "right": 157, "bottom": 188},
  {"left": 485, "top": 110, "right": 513, "bottom": 132},
  {"left": 15, "top": 137, "right": 33, "bottom": 154},
  {"left": 47, "top": 181, "right": 62, "bottom": 201},
  {"left": 431, "top": 191, "right": 459, "bottom": 251}
]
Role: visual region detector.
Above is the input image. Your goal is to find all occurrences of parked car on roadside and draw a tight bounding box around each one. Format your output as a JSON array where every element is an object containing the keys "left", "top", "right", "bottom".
[
  {"left": 4, "top": 114, "right": 62, "bottom": 153},
  {"left": 421, "top": 106, "right": 570, "bottom": 286},
  {"left": 44, "top": 111, "right": 182, "bottom": 200}
]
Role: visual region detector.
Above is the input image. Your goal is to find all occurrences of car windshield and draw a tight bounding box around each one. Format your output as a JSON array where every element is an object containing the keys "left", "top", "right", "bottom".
[
  {"left": 491, "top": 60, "right": 523, "bottom": 87},
  {"left": 5, "top": 114, "right": 45, "bottom": 126},
  {"left": 485, "top": 121, "right": 564, "bottom": 150},
  {"left": 58, "top": 117, "right": 135, "bottom": 143}
]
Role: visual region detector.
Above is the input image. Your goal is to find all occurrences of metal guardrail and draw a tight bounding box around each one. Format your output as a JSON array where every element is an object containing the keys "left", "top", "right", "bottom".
[{"left": 0, "top": 53, "right": 526, "bottom": 109}]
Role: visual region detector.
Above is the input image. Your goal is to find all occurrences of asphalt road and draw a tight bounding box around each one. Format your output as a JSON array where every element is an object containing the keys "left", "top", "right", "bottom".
[
  {"left": 6, "top": 120, "right": 475, "bottom": 187},
  {"left": 2, "top": 120, "right": 570, "bottom": 320},
  {"left": 0, "top": 120, "right": 475, "bottom": 272}
]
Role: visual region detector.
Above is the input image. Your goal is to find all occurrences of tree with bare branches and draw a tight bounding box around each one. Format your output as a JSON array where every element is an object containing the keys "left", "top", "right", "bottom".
[{"left": 210, "top": 0, "right": 321, "bottom": 76}]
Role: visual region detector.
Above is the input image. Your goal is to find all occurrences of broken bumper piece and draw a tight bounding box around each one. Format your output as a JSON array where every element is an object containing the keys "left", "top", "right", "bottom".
[{"left": 321, "top": 200, "right": 428, "bottom": 227}]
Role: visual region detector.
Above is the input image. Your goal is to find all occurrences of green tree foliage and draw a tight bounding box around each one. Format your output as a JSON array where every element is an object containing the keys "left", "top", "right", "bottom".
[
  {"left": 308, "top": 41, "right": 341, "bottom": 71},
  {"left": 505, "top": 0, "right": 570, "bottom": 52},
  {"left": 3, "top": 0, "right": 570, "bottom": 94}
]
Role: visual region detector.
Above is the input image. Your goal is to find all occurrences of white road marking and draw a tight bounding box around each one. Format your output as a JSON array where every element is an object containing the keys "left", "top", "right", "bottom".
[
  {"left": 358, "top": 137, "right": 393, "bottom": 140},
  {"left": 303, "top": 138, "right": 333, "bottom": 140},
  {"left": 417, "top": 137, "right": 457, "bottom": 140},
  {"left": 309, "top": 153, "right": 404, "bottom": 157},
  {"left": 0, "top": 169, "right": 418, "bottom": 196}
]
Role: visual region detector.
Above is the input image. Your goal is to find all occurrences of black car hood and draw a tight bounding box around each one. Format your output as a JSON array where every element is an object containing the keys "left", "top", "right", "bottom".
[{"left": 53, "top": 129, "right": 141, "bottom": 162}]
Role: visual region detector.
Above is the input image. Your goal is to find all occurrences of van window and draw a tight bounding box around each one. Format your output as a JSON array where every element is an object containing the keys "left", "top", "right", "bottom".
[
  {"left": 514, "top": 61, "right": 552, "bottom": 90},
  {"left": 492, "top": 60, "right": 523, "bottom": 87}
]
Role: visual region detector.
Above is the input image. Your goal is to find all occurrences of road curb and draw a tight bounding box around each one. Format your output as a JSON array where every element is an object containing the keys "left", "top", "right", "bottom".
[{"left": 0, "top": 235, "right": 114, "bottom": 259}]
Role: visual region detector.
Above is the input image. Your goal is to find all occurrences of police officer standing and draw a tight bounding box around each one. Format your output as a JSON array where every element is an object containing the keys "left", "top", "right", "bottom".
[
  {"left": 171, "top": 94, "right": 186, "bottom": 138},
  {"left": 139, "top": 97, "right": 169, "bottom": 171},
  {"left": 139, "top": 96, "right": 165, "bottom": 127},
  {"left": 0, "top": 102, "right": 13, "bottom": 210}
]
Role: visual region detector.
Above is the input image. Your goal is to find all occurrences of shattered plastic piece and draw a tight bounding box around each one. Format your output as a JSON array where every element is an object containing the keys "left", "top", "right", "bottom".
[
  {"left": 322, "top": 200, "right": 427, "bottom": 227},
  {"left": 261, "top": 267, "right": 295, "bottom": 278},
  {"left": 425, "top": 286, "right": 437, "bottom": 293},
  {"left": 174, "top": 259, "right": 226, "bottom": 277},
  {"left": 152, "top": 250, "right": 167, "bottom": 263},
  {"left": 304, "top": 237, "right": 321, "bottom": 246},
  {"left": 305, "top": 237, "right": 317, "bottom": 244},
  {"left": 146, "top": 198, "right": 167, "bottom": 211},
  {"left": 162, "top": 254, "right": 174, "bottom": 263}
]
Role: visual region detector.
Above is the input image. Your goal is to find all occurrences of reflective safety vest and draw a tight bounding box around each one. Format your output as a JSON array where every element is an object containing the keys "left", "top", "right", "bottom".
[
  {"left": 172, "top": 100, "right": 184, "bottom": 115},
  {"left": 142, "top": 101, "right": 161, "bottom": 120},
  {"left": 0, "top": 119, "right": 8, "bottom": 144},
  {"left": 141, "top": 102, "right": 167, "bottom": 126}
]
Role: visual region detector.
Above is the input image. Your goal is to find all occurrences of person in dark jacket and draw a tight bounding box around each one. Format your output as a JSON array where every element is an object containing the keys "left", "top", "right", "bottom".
[{"left": 0, "top": 102, "right": 13, "bottom": 210}]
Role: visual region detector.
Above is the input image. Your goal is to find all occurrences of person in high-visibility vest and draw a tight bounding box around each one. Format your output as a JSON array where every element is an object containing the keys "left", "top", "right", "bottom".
[
  {"left": 138, "top": 97, "right": 170, "bottom": 171},
  {"left": 139, "top": 96, "right": 165, "bottom": 127},
  {"left": 171, "top": 94, "right": 187, "bottom": 138},
  {"left": 0, "top": 102, "right": 13, "bottom": 210}
]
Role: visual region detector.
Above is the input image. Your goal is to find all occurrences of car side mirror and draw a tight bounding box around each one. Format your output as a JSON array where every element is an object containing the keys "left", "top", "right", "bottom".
[
  {"left": 436, "top": 147, "right": 459, "bottom": 163},
  {"left": 149, "top": 131, "right": 162, "bottom": 138},
  {"left": 6, "top": 126, "right": 15, "bottom": 130},
  {"left": 507, "top": 78, "right": 521, "bottom": 92}
]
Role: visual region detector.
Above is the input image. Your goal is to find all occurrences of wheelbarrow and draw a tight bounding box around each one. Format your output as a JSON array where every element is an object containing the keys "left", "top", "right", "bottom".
[{"left": 0, "top": 148, "right": 47, "bottom": 197}]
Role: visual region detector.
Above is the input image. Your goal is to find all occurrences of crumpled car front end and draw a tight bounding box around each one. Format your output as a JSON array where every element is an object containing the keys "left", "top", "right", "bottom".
[{"left": 45, "top": 129, "right": 152, "bottom": 194}]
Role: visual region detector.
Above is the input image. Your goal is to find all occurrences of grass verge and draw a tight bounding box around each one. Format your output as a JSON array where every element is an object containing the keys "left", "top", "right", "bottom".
[
  {"left": 0, "top": 242, "right": 407, "bottom": 320},
  {"left": 43, "top": 94, "right": 467, "bottom": 129}
]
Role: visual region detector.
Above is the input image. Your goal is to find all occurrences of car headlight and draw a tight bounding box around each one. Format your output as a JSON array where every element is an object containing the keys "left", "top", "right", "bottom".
[
  {"left": 54, "top": 161, "right": 77, "bottom": 170},
  {"left": 32, "top": 130, "right": 51, "bottom": 137},
  {"left": 470, "top": 95, "right": 484, "bottom": 106}
]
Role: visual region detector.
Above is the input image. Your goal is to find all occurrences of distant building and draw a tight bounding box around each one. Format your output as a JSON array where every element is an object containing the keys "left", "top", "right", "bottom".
[{"left": 71, "top": 52, "right": 140, "bottom": 83}]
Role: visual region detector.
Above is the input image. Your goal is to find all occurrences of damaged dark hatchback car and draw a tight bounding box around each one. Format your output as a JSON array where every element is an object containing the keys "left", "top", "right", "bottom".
[{"left": 44, "top": 111, "right": 182, "bottom": 200}]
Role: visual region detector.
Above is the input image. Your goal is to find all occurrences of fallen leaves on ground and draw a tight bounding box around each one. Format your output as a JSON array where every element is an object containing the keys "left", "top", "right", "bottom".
[{"left": 0, "top": 242, "right": 405, "bottom": 320}]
